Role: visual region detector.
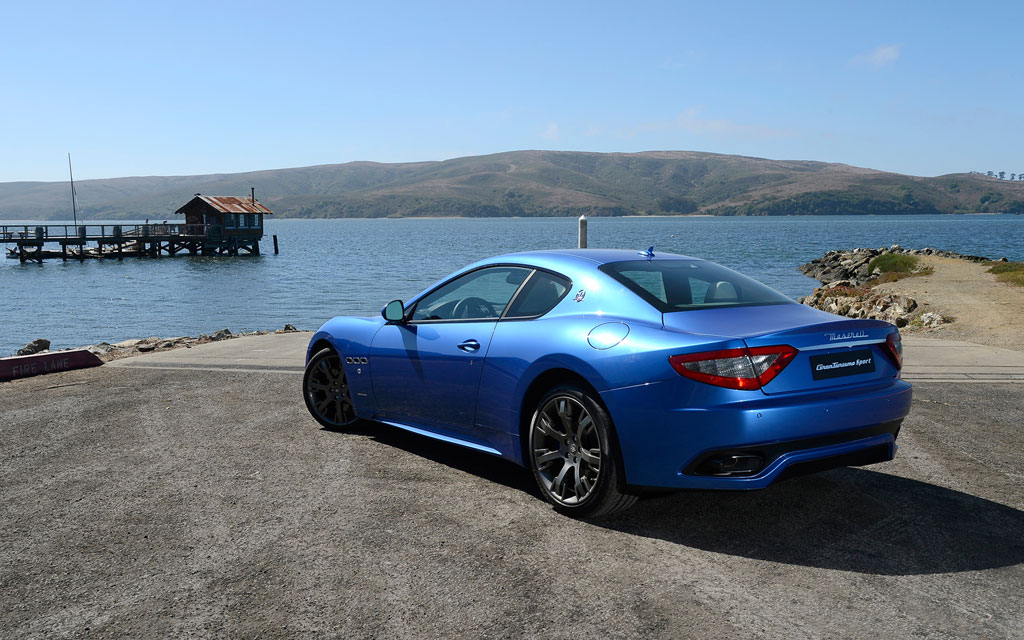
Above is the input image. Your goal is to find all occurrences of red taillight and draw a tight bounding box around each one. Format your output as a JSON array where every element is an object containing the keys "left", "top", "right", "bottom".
[
  {"left": 884, "top": 332, "right": 903, "bottom": 370},
  {"left": 669, "top": 348, "right": 760, "bottom": 389},
  {"left": 669, "top": 345, "right": 797, "bottom": 390},
  {"left": 747, "top": 345, "right": 798, "bottom": 385}
]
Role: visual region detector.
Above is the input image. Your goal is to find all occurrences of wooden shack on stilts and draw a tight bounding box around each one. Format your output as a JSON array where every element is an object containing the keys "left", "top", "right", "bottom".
[{"left": 174, "top": 192, "right": 273, "bottom": 256}]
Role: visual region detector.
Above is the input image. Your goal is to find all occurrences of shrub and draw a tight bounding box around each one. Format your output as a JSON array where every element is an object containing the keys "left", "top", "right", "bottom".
[
  {"left": 987, "top": 261, "right": 1024, "bottom": 287},
  {"left": 870, "top": 268, "right": 933, "bottom": 284},
  {"left": 826, "top": 285, "right": 873, "bottom": 297},
  {"left": 998, "top": 271, "right": 1024, "bottom": 287},
  {"left": 868, "top": 253, "right": 920, "bottom": 274},
  {"left": 986, "top": 260, "right": 1024, "bottom": 274}
]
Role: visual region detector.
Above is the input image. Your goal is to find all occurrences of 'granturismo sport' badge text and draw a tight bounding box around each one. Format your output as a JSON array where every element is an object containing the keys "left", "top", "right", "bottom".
[{"left": 825, "top": 330, "right": 868, "bottom": 341}]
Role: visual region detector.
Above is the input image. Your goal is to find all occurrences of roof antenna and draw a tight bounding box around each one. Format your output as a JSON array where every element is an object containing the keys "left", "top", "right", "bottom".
[{"left": 638, "top": 245, "right": 655, "bottom": 260}]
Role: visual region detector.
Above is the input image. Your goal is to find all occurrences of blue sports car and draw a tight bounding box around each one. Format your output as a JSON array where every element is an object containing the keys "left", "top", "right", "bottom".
[{"left": 303, "top": 249, "right": 912, "bottom": 517}]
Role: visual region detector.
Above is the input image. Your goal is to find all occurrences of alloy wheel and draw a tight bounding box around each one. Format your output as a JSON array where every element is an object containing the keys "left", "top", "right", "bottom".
[
  {"left": 531, "top": 394, "right": 604, "bottom": 505},
  {"left": 304, "top": 351, "right": 357, "bottom": 427}
]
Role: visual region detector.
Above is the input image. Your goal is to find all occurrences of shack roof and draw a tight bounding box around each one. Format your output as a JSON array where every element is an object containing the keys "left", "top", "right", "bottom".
[{"left": 175, "top": 196, "right": 273, "bottom": 215}]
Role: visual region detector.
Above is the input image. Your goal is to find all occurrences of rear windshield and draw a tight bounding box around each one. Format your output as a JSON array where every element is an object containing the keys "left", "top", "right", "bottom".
[{"left": 600, "top": 260, "right": 795, "bottom": 312}]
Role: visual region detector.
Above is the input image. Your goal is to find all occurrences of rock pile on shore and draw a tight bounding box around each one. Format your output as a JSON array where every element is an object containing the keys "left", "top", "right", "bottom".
[
  {"left": 800, "top": 283, "right": 919, "bottom": 327},
  {"left": 800, "top": 245, "right": 989, "bottom": 287},
  {"left": 83, "top": 325, "right": 302, "bottom": 362},
  {"left": 9, "top": 325, "right": 301, "bottom": 363},
  {"left": 798, "top": 245, "right": 986, "bottom": 328},
  {"left": 17, "top": 339, "right": 51, "bottom": 356}
]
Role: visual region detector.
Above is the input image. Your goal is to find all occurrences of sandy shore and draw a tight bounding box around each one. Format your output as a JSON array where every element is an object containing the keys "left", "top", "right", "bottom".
[{"left": 877, "top": 255, "right": 1024, "bottom": 352}]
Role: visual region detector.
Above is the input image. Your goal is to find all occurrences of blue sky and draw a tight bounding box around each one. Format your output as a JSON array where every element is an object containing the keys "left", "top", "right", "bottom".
[{"left": 3, "top": 0, "right": 1020, "bottom": 181}]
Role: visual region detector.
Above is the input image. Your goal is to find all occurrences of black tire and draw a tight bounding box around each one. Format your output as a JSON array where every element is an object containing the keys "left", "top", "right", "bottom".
[
  {"left": 303, "top": 347, "right": 360, "bottom": 429},
  {"left": 527, "top": 385, "right": 638, "bottom": 518}
]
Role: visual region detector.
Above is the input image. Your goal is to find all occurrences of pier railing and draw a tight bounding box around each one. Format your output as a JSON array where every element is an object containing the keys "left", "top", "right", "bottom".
[{"left": 0, "top": 224, "right": 217, "bottom": 243}]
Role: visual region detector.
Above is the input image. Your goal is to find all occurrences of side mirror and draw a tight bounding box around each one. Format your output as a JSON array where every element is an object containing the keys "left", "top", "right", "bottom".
[{"left": 382, "top": 300, "right": 406, "bottom": 323}]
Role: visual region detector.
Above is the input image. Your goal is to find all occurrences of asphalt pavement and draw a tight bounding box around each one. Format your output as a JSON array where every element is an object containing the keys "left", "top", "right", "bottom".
[{"left": 1, "top": 333, "right": 1022, "bottom": 638}]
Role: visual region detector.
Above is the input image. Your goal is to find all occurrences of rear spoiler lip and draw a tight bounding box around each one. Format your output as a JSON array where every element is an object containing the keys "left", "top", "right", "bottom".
[
  {"left": 786, "top": 337, "right": 887, "bottom": 352},
  {"left": 661, "top": 307, "right": 897, "bottom": 341},
  {"left": 741, "top": 318, "right": 898, "bottom": 350}
]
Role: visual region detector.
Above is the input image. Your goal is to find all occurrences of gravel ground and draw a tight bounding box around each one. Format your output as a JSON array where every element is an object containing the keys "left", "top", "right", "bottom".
[
  {"left": 879, "top": 255, "right": 1024, "bottom": 351},
  {"left": 2, "top": 367, "right": 1022, "bottom": 639}
]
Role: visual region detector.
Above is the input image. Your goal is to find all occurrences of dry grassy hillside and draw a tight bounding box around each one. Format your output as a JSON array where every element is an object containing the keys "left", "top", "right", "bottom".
[{"left": 2, "top": 151, "right": 1022, "bottom": 219}]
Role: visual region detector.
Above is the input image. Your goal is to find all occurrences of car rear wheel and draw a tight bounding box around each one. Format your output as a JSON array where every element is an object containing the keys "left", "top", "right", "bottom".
[
  {"left": 303, "top": 348, "right": 359, "bottom": 429},
  {"left": 528, "top": 385, "right": 638, "bottom": 518}
]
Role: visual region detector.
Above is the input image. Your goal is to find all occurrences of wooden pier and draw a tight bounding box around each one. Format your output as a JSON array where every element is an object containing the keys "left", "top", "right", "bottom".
[
  {"left": 1, "top": 223, "right": 264, "bottom": 263},
  {"left": 2, "top": 194, "right": 275, "bottom": 264}
]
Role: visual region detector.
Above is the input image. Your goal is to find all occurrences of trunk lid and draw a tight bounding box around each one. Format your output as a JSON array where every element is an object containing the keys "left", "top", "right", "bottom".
[{"left": 663, "top": 303, "right": 900, "bottom": 395}]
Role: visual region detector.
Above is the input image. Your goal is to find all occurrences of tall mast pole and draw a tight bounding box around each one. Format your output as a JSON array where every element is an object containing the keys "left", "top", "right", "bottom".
[{"left": 68, "top": 153, "right": 78, "bottom": 226}]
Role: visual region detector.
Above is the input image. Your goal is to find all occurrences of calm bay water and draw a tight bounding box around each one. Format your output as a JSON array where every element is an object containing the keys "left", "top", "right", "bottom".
[{"left": 1, "top": 214, "right": 1021, "bottom": 356}]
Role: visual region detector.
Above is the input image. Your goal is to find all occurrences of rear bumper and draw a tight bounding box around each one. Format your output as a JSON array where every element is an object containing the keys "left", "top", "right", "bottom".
[{"left": 601, "top": 379, "right": 912, "bottom": 490}]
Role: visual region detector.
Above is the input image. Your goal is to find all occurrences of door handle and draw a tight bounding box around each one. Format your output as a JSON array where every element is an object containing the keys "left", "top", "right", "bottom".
[{"left": 457, "top": 339, "right": 481, "bottom": 352}]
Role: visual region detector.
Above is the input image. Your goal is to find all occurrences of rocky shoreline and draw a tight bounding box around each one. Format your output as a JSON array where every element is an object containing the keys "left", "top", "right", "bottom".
[
  {"left": 800, "top": 245, "right": 990, "bottom": 287},
  {"left": 799, "top": 245, "right": 997, "bottom": 328},
  {"left": 12, "top": 325, "right": 301, "bottom": 363},
  {"left": 7, "top": 246, "right": 1006, "bottom": 359}
]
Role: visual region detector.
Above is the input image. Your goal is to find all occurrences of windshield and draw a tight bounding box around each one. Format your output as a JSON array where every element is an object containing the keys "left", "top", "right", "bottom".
[{"left": 600, "top": 260, "right": 795, "bottom": 312}]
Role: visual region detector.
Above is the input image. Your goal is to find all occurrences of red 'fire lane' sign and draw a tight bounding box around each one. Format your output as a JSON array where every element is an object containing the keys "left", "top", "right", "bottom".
[{"left": 0, "top": 350, "right": 103, "bottom": 381}]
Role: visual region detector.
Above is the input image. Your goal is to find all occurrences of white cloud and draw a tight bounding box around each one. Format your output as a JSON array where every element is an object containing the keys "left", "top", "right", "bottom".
[
  {"left": 852, "top": 44, "right": 901, "bottom": 68},
  {"left": 541, "top": 122, "right": 561, "bottom": 142}
]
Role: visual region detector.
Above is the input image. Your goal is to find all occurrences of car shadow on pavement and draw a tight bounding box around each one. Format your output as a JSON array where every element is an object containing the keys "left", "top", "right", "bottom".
[
  {"left": 330, "top": 422, "right": 543, "bottom": 498},
  {"left": 327, "top": 423, "right": 1023, "bottom": 576},
  {"left": 599, "top": 467, "right": 1024, "bottom": 576}
]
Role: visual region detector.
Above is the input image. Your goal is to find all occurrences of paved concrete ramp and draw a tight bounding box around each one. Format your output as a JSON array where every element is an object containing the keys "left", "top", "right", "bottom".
[
  {"left": 106, "top": 332, "right": 311, "bottom": 375},
  {"left": 902, "top": 336, "right": 1024, "bottom": 383},
  {"left": 103, "top": 331, "right": 1024, "bottom": 384}
]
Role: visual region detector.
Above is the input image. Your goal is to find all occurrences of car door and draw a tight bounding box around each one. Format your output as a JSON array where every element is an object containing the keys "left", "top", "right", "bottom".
[{"left": 370, "top": 266, "right": 532, "bottom": 433}]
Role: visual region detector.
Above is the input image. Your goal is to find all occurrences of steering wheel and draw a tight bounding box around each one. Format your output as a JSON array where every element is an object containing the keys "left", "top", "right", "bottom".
[{"left": 451, "top": 296, "right": 497, "bottom": 319}]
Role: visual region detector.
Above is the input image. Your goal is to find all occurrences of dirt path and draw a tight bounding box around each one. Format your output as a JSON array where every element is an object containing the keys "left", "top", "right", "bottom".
[{"left": 877, "top": 255, "right": 1024, "bottom": 352}]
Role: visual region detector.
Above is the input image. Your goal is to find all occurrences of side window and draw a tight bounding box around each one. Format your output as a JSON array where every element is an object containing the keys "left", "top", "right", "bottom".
[
  {"left": 411, "top": 267, "right": 531, "bottom": 321},
  {"left": 505, "top": 271, "right": 571, "bottom": 318}
]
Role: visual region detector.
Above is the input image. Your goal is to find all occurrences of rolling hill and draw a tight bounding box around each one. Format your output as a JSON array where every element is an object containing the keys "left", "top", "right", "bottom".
[{"left": 2, "top": 150, "right": 1022, "bottom": 220}]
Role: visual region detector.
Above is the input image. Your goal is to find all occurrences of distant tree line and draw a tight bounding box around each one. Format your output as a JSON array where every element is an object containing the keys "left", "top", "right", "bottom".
[
  {"left": 656, "top": 195, "right": 698, "bottom": 214},
  {"left": 708, "top": 191, "right": 942, "bottom": 216},
  {"left": 970, "top": 170, "right": 1024, "bottom": 181}
]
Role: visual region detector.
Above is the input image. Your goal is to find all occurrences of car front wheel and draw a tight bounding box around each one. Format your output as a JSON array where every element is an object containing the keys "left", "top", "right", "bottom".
[
  {"left": 528, "top": 385, "right": 638, "bottom": 518},
  {"left": 303, "top": 348, "right": 359, "bottom": 429}
]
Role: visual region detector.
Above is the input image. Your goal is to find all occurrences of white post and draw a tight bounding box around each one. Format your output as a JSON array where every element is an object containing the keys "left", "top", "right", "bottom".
[{"left": 578, "top": 215, "right": 588, "bottom": 249}]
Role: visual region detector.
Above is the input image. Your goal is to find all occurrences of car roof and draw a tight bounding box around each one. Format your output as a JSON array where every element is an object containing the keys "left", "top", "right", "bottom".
[
  {"left": 478, "top": 248, "right": 700, "bottom": 272},
  {"left": 407, "top": 248, "right": 705, "bottom": 308}
]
